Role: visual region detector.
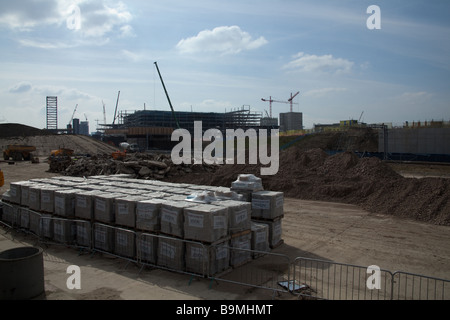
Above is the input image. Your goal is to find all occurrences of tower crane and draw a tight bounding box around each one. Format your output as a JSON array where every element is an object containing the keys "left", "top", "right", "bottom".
[
  {"left": 67, "top": 104, "right": 78, "bottom": 133},
  {"left": 102, "top": 100, "right": 107, "bottom": 125},
  {"left": 69, "top": 104, "right": 78, "bottom": 125},
  {"left": 113, "top": 91, "right": 120, "bottom": 125},
  {"left": 288, "top": 91, "right": 300, "bottom": 113},
  {"left": 262, "top": 92, "right": 300, "bottom": 117}
]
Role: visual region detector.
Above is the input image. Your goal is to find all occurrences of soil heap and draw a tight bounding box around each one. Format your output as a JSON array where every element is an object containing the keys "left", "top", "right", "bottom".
[{"left": 163, "top": 147, "right": 450, "bottom": 226}]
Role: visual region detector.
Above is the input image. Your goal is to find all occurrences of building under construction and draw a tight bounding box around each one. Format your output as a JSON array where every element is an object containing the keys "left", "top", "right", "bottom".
[{"left": 100, "top": 106, "right": 275, "bottom": 150}]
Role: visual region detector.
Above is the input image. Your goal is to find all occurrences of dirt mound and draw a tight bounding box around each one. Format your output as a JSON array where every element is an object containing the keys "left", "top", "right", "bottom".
[
  {"left": 163, "top": 147, "right": 450, "bottom": 226},
  {"left": 0, "top": 134, "right": 117, "bottom": 157},
  {"left": 0, "top": 123, "right": 50, "bottom": 138}
]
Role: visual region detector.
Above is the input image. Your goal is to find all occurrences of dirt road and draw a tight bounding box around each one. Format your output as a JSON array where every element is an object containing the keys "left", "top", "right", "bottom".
[{"left": 1, "top": 158, "right": 450, "bottom": 300}]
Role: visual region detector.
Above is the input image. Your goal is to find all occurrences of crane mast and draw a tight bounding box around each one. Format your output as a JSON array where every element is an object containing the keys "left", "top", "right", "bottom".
[{"left": 154, "top": 61, "right": 180, "bottom": 129}]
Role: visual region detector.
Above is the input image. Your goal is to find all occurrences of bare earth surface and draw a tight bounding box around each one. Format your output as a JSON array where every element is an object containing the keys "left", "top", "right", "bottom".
[{"left": 1, "top": 158, "right": 450, "bottom": 300}]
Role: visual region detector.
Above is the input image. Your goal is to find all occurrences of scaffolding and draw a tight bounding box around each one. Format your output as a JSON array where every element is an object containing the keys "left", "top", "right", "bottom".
[{"left": 46, "top": 96, "right": 58, "bottom": 131}]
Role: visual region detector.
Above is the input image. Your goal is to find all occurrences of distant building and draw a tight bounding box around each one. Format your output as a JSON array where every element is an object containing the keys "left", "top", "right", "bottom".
[
  {"left": 260, "top": 117, "right": 278, "bottom": 127},
  {"left": 80, "top": 121, "right": 89, "bottom": 135},
  {"left": 279, "top": 112, "right": 303, "bottom": 132},
  {"left": 72, "top": 118, "right": 80, "bottom": 134}
]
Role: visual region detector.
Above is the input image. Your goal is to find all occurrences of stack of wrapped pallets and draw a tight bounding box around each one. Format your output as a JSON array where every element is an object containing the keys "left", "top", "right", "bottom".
[{"left": 1, "top": 173, "right": 283, "bottom": 277}]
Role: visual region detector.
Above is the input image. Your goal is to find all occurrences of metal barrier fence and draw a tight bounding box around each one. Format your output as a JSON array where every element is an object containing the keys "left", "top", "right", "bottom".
[
  {"left": 2, "top": 201, "right": 450, "bottom": 300},
  {"left": 209, "top": 244, "right": 291, "bottom": 295},
  {"left": 293, "top": 257, "right": 393, "bottom": 300},
  {"left": 392, "top": 271, "right": 450, "bottom": 300},
  {"left": 293, "top": 257, "right": 450, "bottom": 300}
]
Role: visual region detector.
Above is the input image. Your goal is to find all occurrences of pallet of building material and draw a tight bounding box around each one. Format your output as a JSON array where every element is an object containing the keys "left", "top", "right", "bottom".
[
  {"left": 19, "top": 207, "right": 30, "bottom": 230},
  {"left": 0, "top": 202, "right": 15, "bottom": 226},
  {"left": 183, "top": 204, "right": 228, "bottom": 243},
  {"left": 211, "top": 200, "right": 251, "bottom": 235},
  {"left": 136, "top": 198, "right": 168, "bottom": 232},
  {"left": 29, "top": 210, "right": 41, "bottom": 235},
  {"left": 1, "top": 190, "right": 11, "bottom": 204},
  {"left": 53, "top": 218, "right": 76, "bottom": 245},
  {"left": 12, "top": 204, "right": 21, "bottom": 227},
  {"left": 252, "top": 217, "right": 283, "bottom": 249},
  {"left": 41, "top": 185, "right": 65, "bottom": 213},
  {"left": 114, "top": 227, "right": 136, "bottom": 259},
  {"left": 54, "top": 189, "right": 83, "bottom": 218},
  {"left": 19, "top": 181, "right": 36, "bottom": 207},
  {"left": 157, "top": 236, "right": 185, "bottom": 272},
  {"left": 136, "top": 232, "right": 158, "bottom": 265},
  {"left": 75, "top": 190, "right": 102, "bottom": 221},
  {"left": 28, "top": 184, "right": 45, "bottom": 212},
  {"left": 251, "top": 191, "right": 284, "bottom": 220},
  {"left": 114, "top": 195, "right": 145, "bottom": 228},
  {"left": 185, "top": 237, "right": 230, "bottom": 277},
  {"left": 230, "top": 174, "right": 264, "bottom": 195},
  {"left": 93, "top": 223, "right": 115, "bottom": 253},
  {"left": 8, "top": 181, "right": 31, "bottom": 205},
  {"left": 230, "top": 230, "right": 252, "bottom": 268},
  {"left": 94, "top": 192, "right": 123, "bottom": 224},
  {"left": 160, "top": 201, "right": 194, "bottom": 238},
  {"left": 39, "top": 214, "right": 54, "bottom": 239},
  {"left": 75, "top": 220, "right": 92, "bottom": 248},
  {"left": 250, "top": 222, "right": 270, "bottom": 258}
]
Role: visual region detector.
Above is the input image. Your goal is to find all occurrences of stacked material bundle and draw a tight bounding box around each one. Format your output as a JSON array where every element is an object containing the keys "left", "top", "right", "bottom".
[
  {"left": 250, "top": 222, "right": 270, "bottom": 257},
  {"left": 160, "top": 201, "right": 194, "bottom": 238},
  {"left": 136, "top": 232, "right": 158, "bottom": 264},
  {"left": 1, "top": 173, "right": 285, "bottom": 276},
  {"left": 230, "top": 174, "right": 264, "bottom": 201},
  {"left": 115, "top": 195, "right": 146, "bottom": 228},
  {"left": 94, "top": 192, "right": 122, "bottom": 224},
  {"left": 185, "top": 239, "right": 229, "bottom": 276},
  {"left": 114, "top": 228, "right": 136, "bottom": 258},
  {"left": 211, "top": 200, "right": 251, "bottom": 235},
  {"left": 75, "top": 190, "right": 101, "bottom": 221},
  {"left": 54, "top": 189, "right": 82, "bottom": 218},
  {"left": 157, "top": 236, "right": 184, "bottom": 271},
  {"left": 230, "top": 231, "right": 252, "bottom": 267},
  {"left": 183, "top": 204, "right": 228, "bottom": 243},
  {"left": 251, "top": 191, "right": 284, "bottom": 220},
  {"left": 136, "top": 198, "right": 167, "bottom": 232},
  {"left": 93, "top": 223, "right": 115, "bottom": 253}
]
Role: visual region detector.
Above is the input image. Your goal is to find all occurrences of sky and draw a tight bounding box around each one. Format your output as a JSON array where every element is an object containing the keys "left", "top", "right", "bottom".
[{"left": 0, "top": 0, "right": 449, "bottom": 131}]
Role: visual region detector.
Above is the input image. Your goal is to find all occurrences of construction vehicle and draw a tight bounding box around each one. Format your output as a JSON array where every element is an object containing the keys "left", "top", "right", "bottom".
[
  {"left": 50, "top": 148, "right": 74, "bottom": 158},
  {"left": 3, "top": 145, "right": 36, "bottom": 161}
]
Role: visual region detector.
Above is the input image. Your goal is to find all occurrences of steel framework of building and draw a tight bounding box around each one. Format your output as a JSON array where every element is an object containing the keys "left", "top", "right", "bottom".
[{"left": 46, "top": 96, "right": 58, "bottom": 131}]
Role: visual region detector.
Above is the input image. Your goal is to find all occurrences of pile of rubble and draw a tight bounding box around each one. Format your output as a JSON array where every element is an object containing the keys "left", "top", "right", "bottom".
[{"left": 48, "top": 153, "right": 219, "bottom": 180}]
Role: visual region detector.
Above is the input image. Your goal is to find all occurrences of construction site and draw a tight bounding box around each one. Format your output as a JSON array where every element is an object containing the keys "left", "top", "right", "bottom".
[
  {"left": 1, "top": 62, "right": 450, "bottom": 302},
  {"left": 1, "top": 108, "right": 450, "bottom": 302}
]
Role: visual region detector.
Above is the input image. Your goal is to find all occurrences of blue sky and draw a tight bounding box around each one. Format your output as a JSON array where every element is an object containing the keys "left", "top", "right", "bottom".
[{"left": 0, "top": 0, "right": 449, "bottom": 131}]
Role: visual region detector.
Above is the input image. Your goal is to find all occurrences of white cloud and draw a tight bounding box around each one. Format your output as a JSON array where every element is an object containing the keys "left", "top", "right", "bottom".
[
  {"left": 9, "top": 81, "right": 32, "bottom": 93},
  {"left": 284, "top": 52, "right": 354, "bottom": 74},
  {"left": 0, "top": 0, "right": 62, "bottom": 30},
  {"left": 79, "top": 1, "right": 133, "bottom": 38},
  {"left": 176, "top": 25, "right": 268, "bottom": 55},
  {"left": 0, "top": 0, "right": 134, "bottom": 43}
]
